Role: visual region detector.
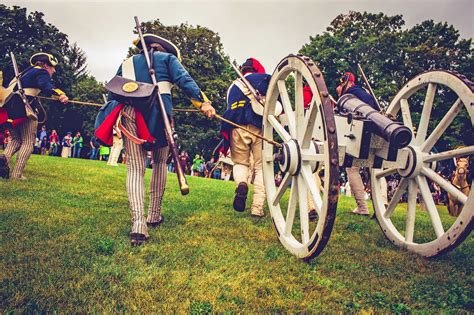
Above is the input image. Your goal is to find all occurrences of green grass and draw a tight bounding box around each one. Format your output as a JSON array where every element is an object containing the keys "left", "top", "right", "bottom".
[{"left": 1, "top": 155, "right": 473, "bottom": 312}]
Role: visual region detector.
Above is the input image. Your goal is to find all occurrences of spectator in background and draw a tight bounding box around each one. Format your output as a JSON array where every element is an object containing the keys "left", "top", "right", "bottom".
[
  {"left": 72, "top": 132, "right": 83, "bottom": 158},
  {"left": 89, "top": 135, "right": 100, "bottom": 160},
  {"left": 213, "top": 161, "right": 222, "bottom": 180},
  {"left": 61, "top": 132, "right": 72, "bottom": 158},
  {"left": 34, "top": 125, "right": 48, "bottom": 155},
  {"left": 4, "top": 130, "right": 11, "bottom": 149},
  {"left": 37, "top": 125, "right": 48, "bottom": 142},
  {"left": 121, "top": 148, "right": 126, "bottom": 164},
  {"left": 99, "top": 145, "right": 110, "bottom": 161},
  {"left": 192, "top": 154, "right": 203, "bottom": 177},
  {"left": 49, "top": 130, "right": 59, "bottom": 156},
  {"left": 107, "top": 130, "right": 123, "bottom": 166},
  {"left": 205, "top": 157, "right": 216, "bottom": 178},
  {"left": 275, "top": 171, "right": 283, "bottom": 187},
  {"left": 179, "top": 150, "right": 190, "bottom": 174},
  {"left": 40, "top": 136, "right": 49, "bottom": 155}
]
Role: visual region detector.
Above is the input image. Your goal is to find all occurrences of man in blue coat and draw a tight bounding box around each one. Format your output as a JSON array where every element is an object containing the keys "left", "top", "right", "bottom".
[
  {"left": 105, "top": 34, "right": 215, "bottom": 246},
  {"left": 221, "top": 58, "right": 268, "bottom": 217},
  {"left": 0, "top": 53, "right": 68, "bottom": 180}
]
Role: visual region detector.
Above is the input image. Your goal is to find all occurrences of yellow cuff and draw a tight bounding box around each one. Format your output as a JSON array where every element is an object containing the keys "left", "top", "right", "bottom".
[
  {"left": 191, "top": 99, "right": 203, "bottom": 109},
  {"left": 53, "top": 88, "right": 65, "bottom": 96},
  {"left": 191, "top": 91, "right": 210, "bottom": 109}
]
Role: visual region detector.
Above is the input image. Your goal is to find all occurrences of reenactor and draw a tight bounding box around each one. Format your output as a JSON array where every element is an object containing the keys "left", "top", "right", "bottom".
[
  {"left": 95, "top": 34, "right": 215, "bottom": 246},
  {"left": 0, "top": 53, "right": 69, "bottom": 179},
  {"left": 221, "top": 58, "right": 268, "bottom": 217}
]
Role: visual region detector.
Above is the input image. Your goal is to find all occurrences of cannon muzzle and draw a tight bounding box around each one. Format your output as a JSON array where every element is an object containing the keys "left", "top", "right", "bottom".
[{"left": 338, "top": 94, "right": 412, "bottom": 149}]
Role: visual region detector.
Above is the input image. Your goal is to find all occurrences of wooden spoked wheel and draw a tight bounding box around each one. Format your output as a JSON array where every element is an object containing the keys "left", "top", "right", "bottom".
[
  {"left": 371, "top": 71, "right": 473, "bottom": 257},
  {"left": 262, "top": 55, "right": 339, "bottom": 260}
]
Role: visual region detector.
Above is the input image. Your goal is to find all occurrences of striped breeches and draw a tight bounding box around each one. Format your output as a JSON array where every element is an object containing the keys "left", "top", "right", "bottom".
[
  {"left": 3, "top": 118, "right": 38, "bottom": 179},
  {"left": 122, "top": 106, "right": 169, "bottom": 236}
]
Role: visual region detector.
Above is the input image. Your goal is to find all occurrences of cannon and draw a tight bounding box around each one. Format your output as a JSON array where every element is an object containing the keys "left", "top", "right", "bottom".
[{"left": 261, "top": 54, "right": 473, "bottom": 261}]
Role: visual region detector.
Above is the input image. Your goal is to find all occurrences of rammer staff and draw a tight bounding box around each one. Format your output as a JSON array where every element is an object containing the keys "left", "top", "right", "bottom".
[
  {"left": 357, "top": 63, "right": 382, "bottom": 111},
  {"left": 10, "top": 52, "right": 36, "bottom": 119}
]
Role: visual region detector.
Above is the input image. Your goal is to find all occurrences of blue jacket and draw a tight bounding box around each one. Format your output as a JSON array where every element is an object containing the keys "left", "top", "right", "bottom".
[
  {"left": 221, "top": 73, "right": 271, "bottom": 131},
  {"left": 3, "top": 66, "right": 64, "bottom": 121},
  {"left": 345, "top": 85, "right": 378, "bottom": 109},
  {"left": 109, "top": 51, "right": 205, "bottom": 146},
  {"left": 18, "top": 66, "right": 64, "bottom": 97}
]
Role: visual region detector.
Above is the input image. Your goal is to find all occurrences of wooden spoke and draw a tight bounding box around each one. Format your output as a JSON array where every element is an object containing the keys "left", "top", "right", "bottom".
[
  {"left": 424, "top": 146, "right": 474, "bottom": 163},
  {"left": 416, "top": 175, "right": 445, "bottom": 238},
  {"left": 277, "top": 80, "right": 297, "bottom": 137},
  {"left": 300, "top": 165, "right": 323, "bottom": 215},
  {"left": 415, "top": 83, "right": 437, "bottom": 145},
  {"left": 301, "top": 152, "right": 324, "bottom": 162},
  {"left": 272, "top": 172, "right": 292, "bottom": 206},
  {"left": 268, "top": 115, "right": 291, "bottom": 142},
  {"left": 405, "top": 179, "right": 417, "bottom": 243},
  {"left": 421, "top": 98, "right": 462, "bottom": 152},
  {"left": 400, "top": 98, "right": 414, "bottom": 132},
  {"left": 263, "top": 151, "right": 274, "bottom": 162},
  {"left": 375, "top": 167, "right": 397, "bottom": 179},
  {"left": 421, "top": 167, "right": 468, "bottom": 204},
  {"left": 297, "top": 175, "right": 310, "bottom": 244},
  {"left": 284, "top": 178, "right": 298, "bottom": 236},
  {"left": 300, "top": 99, "right": 319, "bottom": 148},
  {"left": 384, "top": 177, "right": 408, "bottom": 218}
]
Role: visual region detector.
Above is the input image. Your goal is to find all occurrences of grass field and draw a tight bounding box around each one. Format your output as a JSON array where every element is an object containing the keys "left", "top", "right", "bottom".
[{"left": 1, "top": 155, "right": 473, "bottom": 312}]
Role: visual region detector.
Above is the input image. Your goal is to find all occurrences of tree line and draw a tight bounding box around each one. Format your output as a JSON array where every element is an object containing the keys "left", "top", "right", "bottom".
[{"left": 1, "top": 5, "right": 472, "bottom": 156}]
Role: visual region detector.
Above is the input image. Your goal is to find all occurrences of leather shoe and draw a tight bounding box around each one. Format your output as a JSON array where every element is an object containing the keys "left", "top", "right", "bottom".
[
  {"left": 233, "top": 182, "right": 248, "bottom": 212},
  {"left": 147, "top": 215, "right": 164, "bottom": 228}
]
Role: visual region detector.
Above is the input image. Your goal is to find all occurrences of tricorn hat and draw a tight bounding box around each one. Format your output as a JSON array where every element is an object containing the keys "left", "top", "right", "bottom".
[
  {"left": 133, "top": 34, "right": 182, "bottom": 61},
  {"left": 30, "top": 53, "right": 58, "bottom": 67}
]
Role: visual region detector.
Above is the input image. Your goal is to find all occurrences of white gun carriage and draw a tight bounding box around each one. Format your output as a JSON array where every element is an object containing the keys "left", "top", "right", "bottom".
[{"left": 261, "top": 54, "right": 473, "bottom": 261}]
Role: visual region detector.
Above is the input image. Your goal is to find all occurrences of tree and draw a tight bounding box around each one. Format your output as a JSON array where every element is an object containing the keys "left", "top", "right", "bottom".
[
  {"left": 0, "top": 5, "right": 105, "bottom": 140},
  {"left": 299, "top": 11, "right": 473, "bottom": 149}
]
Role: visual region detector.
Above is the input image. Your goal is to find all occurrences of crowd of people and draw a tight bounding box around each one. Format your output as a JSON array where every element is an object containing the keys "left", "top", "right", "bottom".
[
  {"left": 167, "top": 151, "right": 232, "bottom": 180},
  {"left": 0, "top": 125, "right": 117, "bottom": 162}
]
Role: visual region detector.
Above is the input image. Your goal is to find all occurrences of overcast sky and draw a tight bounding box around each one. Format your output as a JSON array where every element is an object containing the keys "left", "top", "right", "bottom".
[{"left": 4, "top": 0, "right": 473, "bottom": 82}]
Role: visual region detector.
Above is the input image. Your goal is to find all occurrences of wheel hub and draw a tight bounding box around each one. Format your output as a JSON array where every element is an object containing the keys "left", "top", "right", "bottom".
[
  {"left": 398, "top": 145, "right": 423, "bottom": 178},
  {"left": 279, "top": 139, "right": 301, "bottom": 175}
]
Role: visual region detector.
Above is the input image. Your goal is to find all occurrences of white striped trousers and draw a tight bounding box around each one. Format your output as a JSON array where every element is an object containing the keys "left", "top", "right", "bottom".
[
  {"left": 122, "top": 106, "right": 169, "bottom": 236},
  {"left": 3, "top": 118, "right": 38, "bottom": 179}
]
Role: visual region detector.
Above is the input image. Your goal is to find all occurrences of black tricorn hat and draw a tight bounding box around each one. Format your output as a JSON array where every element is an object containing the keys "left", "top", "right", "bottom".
[
  {"left": 30, "top": 53, "right": 58, "bottom": 67},
  {"left": 133, "top": 34, "right": 182, "bottom": 61}
]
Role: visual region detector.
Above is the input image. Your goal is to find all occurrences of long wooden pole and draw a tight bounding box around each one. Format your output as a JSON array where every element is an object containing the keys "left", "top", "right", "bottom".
[
  {"left": 357, "top": 63, "right": 382, "bottom": 111},
  {"left": 134, "top": 16, "right": 189, "bottom": 195}
]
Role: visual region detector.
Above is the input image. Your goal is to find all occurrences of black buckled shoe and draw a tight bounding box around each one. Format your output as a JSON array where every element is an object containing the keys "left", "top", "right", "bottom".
[
  {"left": 233, "top": 182, "right": 248, "bottom": 212},
  {"left": 0, "top": 155, "right": 9, "bottom": 179},
  {"left": 130, "top": 233, "right": 147, "bottom": 247},
  {"left": 147, "top": 215, "right": 164, "bottom": 228}
]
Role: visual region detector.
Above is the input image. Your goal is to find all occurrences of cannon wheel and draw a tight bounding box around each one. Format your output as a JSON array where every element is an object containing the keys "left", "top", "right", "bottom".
[
  {"left": 262, "top": 55, "right": 339, "bottom": 260},
  {"left": 371, "top": 70, "right": 473, "bottom": 257}
]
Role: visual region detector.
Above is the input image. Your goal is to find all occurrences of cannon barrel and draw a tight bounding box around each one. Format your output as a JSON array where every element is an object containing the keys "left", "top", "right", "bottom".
[{"left": 338, "top": 94, "right": 412, "bottom": 149}]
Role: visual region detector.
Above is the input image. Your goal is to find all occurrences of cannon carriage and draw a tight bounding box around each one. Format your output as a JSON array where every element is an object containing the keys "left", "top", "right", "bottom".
[{"left": 261, "top": 54, "right": 473, "bottom": 261}]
